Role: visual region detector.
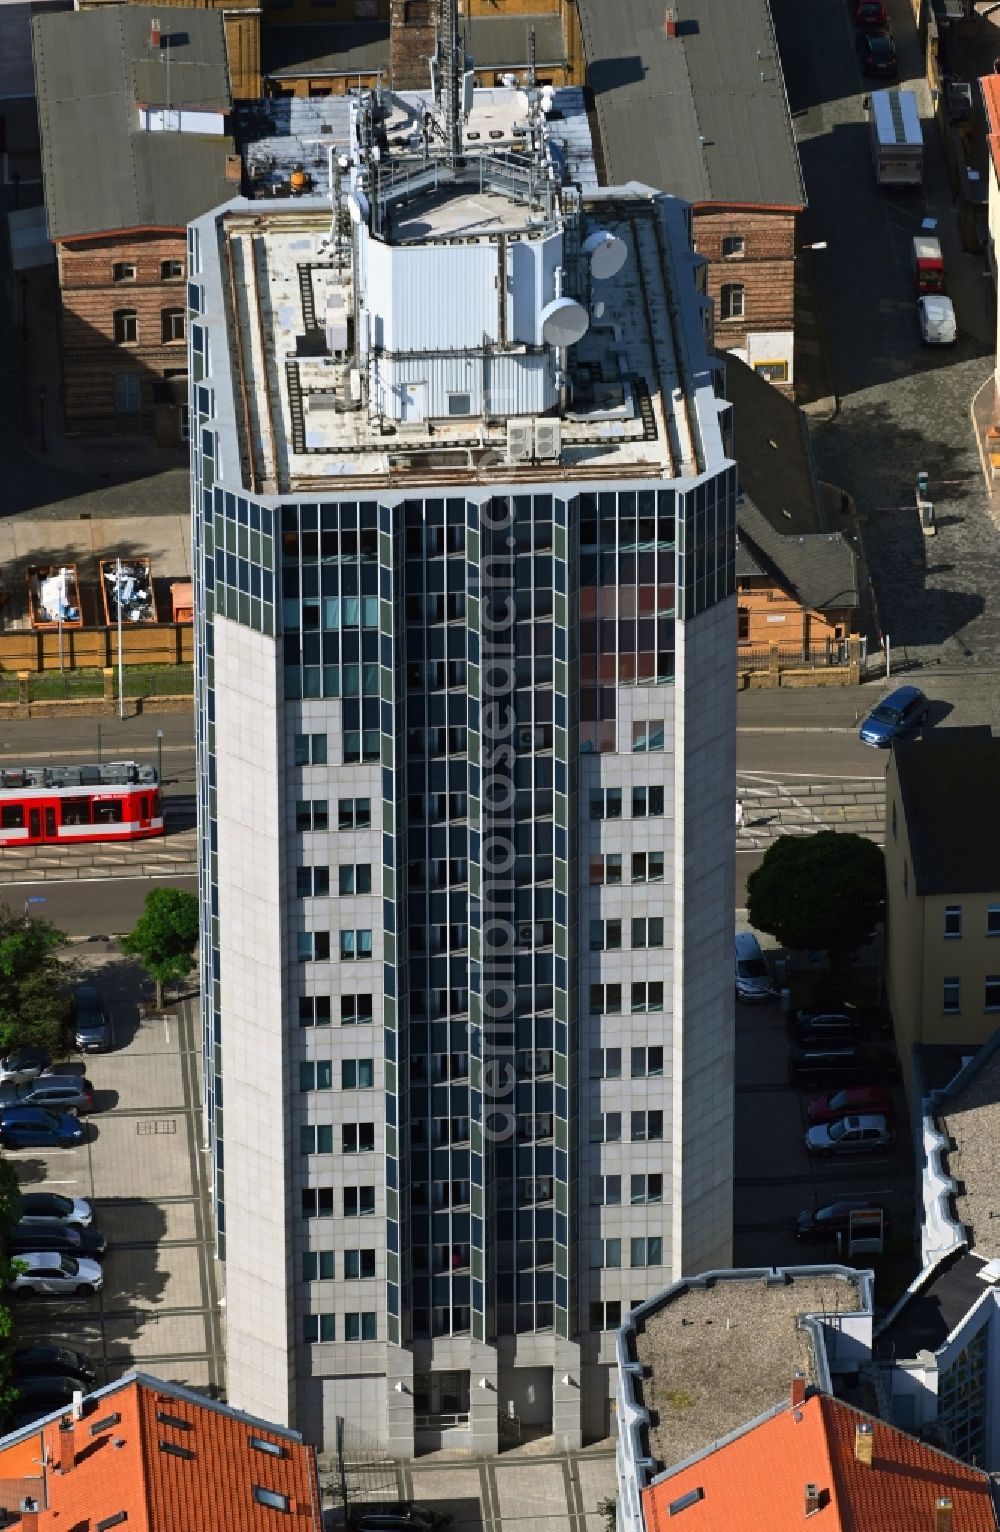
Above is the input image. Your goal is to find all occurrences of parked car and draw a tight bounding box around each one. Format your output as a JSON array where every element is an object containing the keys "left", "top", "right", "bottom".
[
  {"left": 8, "top": 1251, "right": 103, "bottom": 1295},
  {"left": 350, "top": 1506, "right": 452, "bottom": 1532},
  {"left": 0, "top": 1047, "right": 52, "bottom": 1086},
  {"left": 72, "top": 984, "right": 112, "bottom": 1054},
  {"left": 18, "top": 1192, "right": 93, "bottom": 1227},
  {"left": 855, "top": 0, "right": 888, "bottom": 24},
  {"left": 9, "top": 1218, "right": 106, "bottom": 1258},
  {"left": 807, "top": 1085, "right": 894, "bottom": 1125},
  {"left": 12, "top": 1374, "right": 90, "bottom": 1415},
  {"left": 790, "top": 1010, "right": 860, "bottom": 1043},
  {"left": 789, "top": 1042, "right": 900, "bottom": 1087},
  {"left": 0, "top": 1107, "right": 85, "bottom": 1149},
  {"left": 13, "top": 1345, "right": 97, "bottom": 1389},
  {"left": 918, "top": 294, "right": 957, "bottom": 345},
  {"left": 805, "top": 1113, "right": 894, "bottom": 1156},
  {"left": 795, "top": 1199, "right": 892, "bottom": 1243},
  {"left": 40, "top": 1061, "right": 88, "bottom": 1078},
  {"left": 735, "top": 931, "right": 772, "bottom": 1003},
  {"left": 0, "top": 1077, "right": 95, "bottom": 1115},
  {"left": 856, "top": 28, "right": 897, "bottom": 76},
  {"left": 859, "top": 685, "right": 928, "bottom": 747}
]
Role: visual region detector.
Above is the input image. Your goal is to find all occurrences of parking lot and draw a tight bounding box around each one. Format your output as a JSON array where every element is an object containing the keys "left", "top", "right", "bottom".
[
  {"left": 6, "top": 944, "right": 224, "bottom": 1396},
  {"left": 733, "top": 975, "right": 916, "bottom": 1271}
]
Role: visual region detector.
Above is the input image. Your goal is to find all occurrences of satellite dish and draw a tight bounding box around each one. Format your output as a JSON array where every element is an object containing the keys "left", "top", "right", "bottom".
[
  {"left": 347, "top": 190, "right": 369, "bottom": 225},
  {"left": 541, "top": 296, "right": 589, "bottom": 348},
  {"left": 583, "top": 230, "right": 628, "bottom": 280}
]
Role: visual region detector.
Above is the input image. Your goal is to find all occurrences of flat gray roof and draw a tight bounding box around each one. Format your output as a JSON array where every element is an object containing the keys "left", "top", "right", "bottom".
[
  {"left": 33, "top": 5, "right": 235, "bottom": 240},
  {"left": 262, "top": 13, "right": 565, "bottom": 81},
  {"left": 894, "top": 728, "right": 1000, "bottom": 896},
  {"left": 629, "top": 1270, "right": 864, "bottom": 1471},
  {"left": 942, "top": 1041, "right": 1000, "bottom": 1262},
  {"left": 577, "top": 0, "right": 804, "bottom": 208}
]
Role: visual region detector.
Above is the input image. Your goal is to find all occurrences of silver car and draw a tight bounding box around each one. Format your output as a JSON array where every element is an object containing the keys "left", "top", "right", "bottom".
[
  {"left": 18, "top": 1192, "right": 93, "bottom": 1228},
  {"left": 9, "top": 1251, "right": 103, "bottom": 1295},
  {"left": 805, "top": 1113, "right": 893, "bottom": 1156}
]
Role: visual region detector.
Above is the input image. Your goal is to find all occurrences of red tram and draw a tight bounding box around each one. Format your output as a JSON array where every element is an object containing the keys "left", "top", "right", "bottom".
[{"left": 0, "top": 761, "right": 164, "bottom": 847}]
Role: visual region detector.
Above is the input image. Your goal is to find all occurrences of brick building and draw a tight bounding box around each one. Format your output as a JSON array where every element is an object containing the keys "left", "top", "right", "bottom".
[
  {"left": 32, "top": 6, "right": 237, "bottom": 443},
  {"left": 726, "top": 355, "right": 858, "bottom": 659},
  {"left": 576, "top": 0, "right": 805, "bottom": 392}
]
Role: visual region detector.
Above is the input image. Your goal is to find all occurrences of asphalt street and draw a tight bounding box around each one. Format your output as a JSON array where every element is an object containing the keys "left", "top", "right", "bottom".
[{"left": 772, "top": 0, "right": 1000, "bottom": 670}]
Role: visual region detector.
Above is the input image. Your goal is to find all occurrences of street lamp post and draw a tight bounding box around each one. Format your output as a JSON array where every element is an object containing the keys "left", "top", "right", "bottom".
[{"left": 156, "top": 729, "right": 164, "bottom": 784}]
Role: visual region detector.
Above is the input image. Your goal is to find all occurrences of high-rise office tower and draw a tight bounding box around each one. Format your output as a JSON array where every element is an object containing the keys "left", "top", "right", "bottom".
[{"left": 190, "top": 44, "right": 736, "bottom": 1459}]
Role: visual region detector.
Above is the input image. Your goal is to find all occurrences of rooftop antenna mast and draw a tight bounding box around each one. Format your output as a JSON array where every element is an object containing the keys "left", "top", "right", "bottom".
[{"left": 439, "top": 0, "right": 464, "bottom": 164}]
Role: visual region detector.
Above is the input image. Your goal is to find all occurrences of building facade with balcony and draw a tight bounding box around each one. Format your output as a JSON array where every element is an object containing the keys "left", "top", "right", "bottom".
[{"left": 189, "top": 63, "right": 737, "bottom": 1457}]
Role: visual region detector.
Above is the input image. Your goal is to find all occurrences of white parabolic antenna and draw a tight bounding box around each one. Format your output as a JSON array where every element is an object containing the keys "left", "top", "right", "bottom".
[
  {"left": 583, "top": 229, "right": 628, "bottom": 280},
  {"left": 541, "top": 296, "right": 589, "bottom": 347},
  {"left": 347, "top": 190, "right": 369, "bottom": 225}
]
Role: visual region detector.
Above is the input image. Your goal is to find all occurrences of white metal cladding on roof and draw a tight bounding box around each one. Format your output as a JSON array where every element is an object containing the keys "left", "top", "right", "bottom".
[
  {"left": 363, "top": 233, "right": 502, "bottom": 351},
  {"left": 508, "top": 231, "right": 563, "bottom": 345},
  {"left": 368, "top": 349, "right": 556, "bottom": 421},
  {"left": 871, "top": 88, "right": 922, "bottom": 147}
]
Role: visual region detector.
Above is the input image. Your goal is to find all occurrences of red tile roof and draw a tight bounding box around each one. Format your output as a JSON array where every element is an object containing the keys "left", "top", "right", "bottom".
[
  {"left": 0, "top": 1373, "right": 322, "bottom": 1530},
  {"left": 643, "top": 1392, "right": 997, "bottom": 1532},
  {"left": 981, "top": 74, "right": 1000, "bottom": 183}
]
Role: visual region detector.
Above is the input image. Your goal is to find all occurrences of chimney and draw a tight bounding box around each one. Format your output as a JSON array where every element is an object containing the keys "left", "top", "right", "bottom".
[
  {"left": 804, "top": 1484, "right": 821, "bottom": 1517},
  {"left": 854, "top": 1421, "right": 874, "bottom": 1466},
  {"left": 791, "top": 1373, "right": 806, "bottom": 1408},
  {"left": 936, "top": 1500, "right": 953, "bottom": 1532},
  {"left": 150, "top": 17, "right": 161, "bottom": 48},
  {"left": 20, "top": 1499, "right": 39, "bottom": 1532},
  {"left": 664, "top": 7, "right": 678, "bottom": 37},
  {"left": 58, "top": 1417, "right": 75, "bottom": 1474}
]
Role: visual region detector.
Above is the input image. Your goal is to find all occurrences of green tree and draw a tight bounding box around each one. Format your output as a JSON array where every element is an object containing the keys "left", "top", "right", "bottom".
[
  {"left": 0, "top": 904, "right": 69, "bottom": 1055},
  {"left": 121, "top": 887, "right": 200, "bottom": 1010},
  {"left": 746, "top": 831, "right": 886, "bottom": 968}
]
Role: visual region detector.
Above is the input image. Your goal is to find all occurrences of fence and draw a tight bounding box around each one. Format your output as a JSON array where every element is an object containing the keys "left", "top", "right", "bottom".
[
  {"left": 320, "top": 1417, "right": 399, "bottom": 1515},
  {"left": 738, "top": 640, "right": 856, "bottom": 673},
  {"left": 0, "top": 666, "right": 193, "bottom": 707}
]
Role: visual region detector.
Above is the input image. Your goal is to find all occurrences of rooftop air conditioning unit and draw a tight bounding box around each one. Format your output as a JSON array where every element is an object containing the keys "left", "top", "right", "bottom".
[
  {"left": 507, "top": 418, "right": 533, "bottom": 464},
  {"left": 534, "top": 418, "right": 561, "bottom": 460}
]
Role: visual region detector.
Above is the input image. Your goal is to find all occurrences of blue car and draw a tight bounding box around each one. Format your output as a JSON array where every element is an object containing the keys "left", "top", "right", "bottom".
[
  {"left": 0, "top": 1106, "right": 85, "bottom": 1149},
  {"left": 859, "top": 685, "right": 928, "bottom": 747}
]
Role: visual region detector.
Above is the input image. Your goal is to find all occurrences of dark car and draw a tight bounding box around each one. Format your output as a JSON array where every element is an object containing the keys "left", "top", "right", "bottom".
[
  {"left": 788, "top": 1042, "right": 900, "bottom": 1088},
  {"left": 0, "top": 1047, "right": 52, "bottom": 1086},
  {"left": 12, "top": 1374, "right": 90, "bottom": 1417},
  {"left": 859, "top": 685, "right": 928, "bottom": 747},
  {"left": 856, "top": 28, "right": 897, "bottom": 75},
  {"left": 796, "top": 1199, "right": 892, "bottom": 1243},
  {"left": 350, "top": 1505, "right": 453, "bottom": 1532},
  {"left": 0, "top": 1106, "right": 85, "bottom": 1149},
  {"left": 789, "top": 1010, "right": 860, "bottom": 1043},
  {"left": 0, "top": 1078, "right": 95, "bottom": 1115},
  {"left": 72, "top": 984, "right": 112, "bottom": 1054},
  {"left": 9, "top": 1218, "right": 106, "bottom": 1258},
  {"left": 13, "top": 1345, "right": 97, "bottom": 1389}
]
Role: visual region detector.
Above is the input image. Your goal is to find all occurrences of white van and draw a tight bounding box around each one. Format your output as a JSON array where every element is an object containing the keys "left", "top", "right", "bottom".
[{"left": 735, "top": 931, "right": 772, "bottom": 1003}]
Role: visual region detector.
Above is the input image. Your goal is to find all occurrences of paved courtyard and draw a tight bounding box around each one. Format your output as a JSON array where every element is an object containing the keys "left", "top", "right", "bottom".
[
  {"left": 773, "top": 0, "right": 1000, "bottom": 670},
  {"left": 8, "top": 947, "right": 224, "bottom": 1397}
]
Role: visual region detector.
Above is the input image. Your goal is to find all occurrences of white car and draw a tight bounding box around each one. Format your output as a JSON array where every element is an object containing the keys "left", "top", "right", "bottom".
[
  {"left": 918, "top": 295, "right": 956, "bottom": 345},
  {"left": 10, "top": 1251, "right": 103, "bottom": 1296},
  {"left": 18, "top": 1193, "right": 93, "bottom": 1228}
]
